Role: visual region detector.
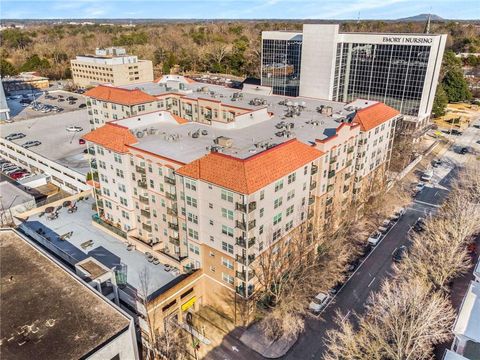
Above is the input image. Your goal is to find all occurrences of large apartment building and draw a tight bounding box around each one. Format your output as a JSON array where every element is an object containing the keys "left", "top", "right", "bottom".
[
  {"left": 82, "top": 76, "right": 400, "bottom": 318},
  {"left": 262, "top": 24, "right": 447, "bottom": 133},
  {"left": 71, "top": 47, "right": 154, "bottom": 87}
]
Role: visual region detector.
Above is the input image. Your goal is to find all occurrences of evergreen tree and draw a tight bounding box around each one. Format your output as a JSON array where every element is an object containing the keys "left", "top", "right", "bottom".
[
  {"left": 432, "top": 84, "right": 448, "bottom": 117},
  {"left": 0, "top": 59, "right": 17, "bottom": 76}
]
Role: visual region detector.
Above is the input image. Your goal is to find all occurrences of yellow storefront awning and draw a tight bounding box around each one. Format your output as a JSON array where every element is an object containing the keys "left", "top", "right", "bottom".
[{"left": 181, "top": 296, "right": 196, "bottom": 312}]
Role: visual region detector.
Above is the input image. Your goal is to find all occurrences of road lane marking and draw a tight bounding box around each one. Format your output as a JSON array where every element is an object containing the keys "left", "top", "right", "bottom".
[
  {"left": 391, "top": 248, "right": 397, "bottom": 255},
  {"left": 414, "top": 199, "right": 442, "bottom": 208},
  {"left": 368, "top": 277, "right": 376, "bottom": 288}
]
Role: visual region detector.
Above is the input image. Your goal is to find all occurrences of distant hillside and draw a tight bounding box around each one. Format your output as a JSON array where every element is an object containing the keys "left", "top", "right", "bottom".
[{"left": 398, "top": 14, "right": 444, "bottom": 21}]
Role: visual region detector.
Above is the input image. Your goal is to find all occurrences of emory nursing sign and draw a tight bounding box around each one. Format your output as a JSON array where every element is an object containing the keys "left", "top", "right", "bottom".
[{"left": 382, "top": 36, "right": 433, "bottom": 44}]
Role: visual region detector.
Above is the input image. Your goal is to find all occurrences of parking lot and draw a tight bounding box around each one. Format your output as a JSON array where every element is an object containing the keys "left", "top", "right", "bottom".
[{"left": 5, "top": 90, "right": 87, "bottom": 122}]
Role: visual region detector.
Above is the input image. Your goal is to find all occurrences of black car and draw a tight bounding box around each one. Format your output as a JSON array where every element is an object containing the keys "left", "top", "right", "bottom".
[
  {"left": 413, "top": 217, "right": 426, "bottom": 232},
  {"left": 392, "top": 246, "right": 407, "bottom": 262},
  {"left": 460, "top": 147, "right": 468, "bottom": 155},
  {"left": 451, "top": 129, "right": 462, "bottom": 136},
  {"left": 78, "top": 103, "right": 87, "bottom": 108},
  {"left": 432, "top": 159, "right": 442, "bottom": 167},
  {"left": 329, "top": 282, "right": 344, "bottom": 295},
  {"left": 66, "top": 96, "right": 78, "bottom": 101}
]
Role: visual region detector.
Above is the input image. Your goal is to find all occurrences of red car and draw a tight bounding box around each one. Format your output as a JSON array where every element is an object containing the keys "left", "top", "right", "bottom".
[
  {"left": 79, "top": 138, "right": 86, "bottom": 145},
  {"left": 10, "top": 171, "right": 28, "bottom": 179}
]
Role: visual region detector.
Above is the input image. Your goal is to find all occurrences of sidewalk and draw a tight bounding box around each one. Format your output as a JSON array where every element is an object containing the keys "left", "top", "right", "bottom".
[{"left": 239, "top": 322, "right": 297, "bottom": 359}]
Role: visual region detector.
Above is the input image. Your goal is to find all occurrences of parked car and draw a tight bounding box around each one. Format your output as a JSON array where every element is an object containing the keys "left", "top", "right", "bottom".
[
  {"left": 451, "top": 129, "right": 462, "bottom": 136},
  {"left": 1, "top": 163, "right": 15, "bottom": 171},
  {"left": 66, "top": 96, "right": 78, "bottom": 101},
  {"left": 368, "top": 231, "right": 383, "bottom": 246},
  {"left": 346, "top": 259, "right": 360, "bottom": 273},
  {"left": 79, "top": 103, "right": 87, "bottom": 108},
  {"left": 329, "top": 282, "right": 344, "bottom": 295},
  {"left": 390, "top": 207, "right": 406, "bottom": 222},
  {"left": 460, "top": 147, "right": 468, "bottom": 155},
  {"left": 10, "top": 171, "right": 28, "bottom": 179},
  {"left": 378, "top": 219, "right": 393, "bottom": 234},
  {"left": 421, "top": 170, "right": 433, "bottom": 182},
  {"left": 413, "top": 217, "right": 426, "bottom": 232},
  {"left": 4, "top": 167, "right": 22, "bottom": 175},
  {"left": 414, "top": 182, "right": 426, "bottom": 193},
  {"left": 392, "top": 245, "right": 407, "bottom": 262},
  {"left": 5, "top": 133, "right": 26, "bottom": 141},
  {"left": 22, "top": 140, "right": 41, "bottom": 148},
  {"left": 79, "top": 138, "right": 86, "bottom": 145},
  {"left": 432, "top": 159, "right": 442, "bottom": 168},
  {"left": 66, "top": 126, "right": 83, "bottom": 132},
  {"left": 308, "top": 292, "right": 331, "bottom": 315}
]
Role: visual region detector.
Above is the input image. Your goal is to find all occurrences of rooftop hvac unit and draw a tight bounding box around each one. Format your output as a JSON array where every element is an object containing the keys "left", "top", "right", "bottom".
[{"left": 214, "top": 136, "right": 233, "bottom": 148}]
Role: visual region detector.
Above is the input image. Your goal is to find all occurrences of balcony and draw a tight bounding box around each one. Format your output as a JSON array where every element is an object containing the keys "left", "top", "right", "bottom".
[
  {"left": 248, "top": 219, "right": 256, "bottom": 229},
  {"left": 140, "top": 209, "right": 150, "bottom": 217},
  {"left": 139, "top": 195, "right": 149, "bottom": 204},
  {"left": 327, "top": 184, "right": 334, "bottom": 192},
  {"left": 330, "top": 156, "right": 337, "bottom": 164},
  {"left": 236, "top": 270, "right": 255, "bottom": 281},
  {"left": 236, "top": 237, "right": 247, "bottom": 247},
  {"left": 346, "top": 159, "right": 353, "bottom": 167},
  {"left": 328, "top": 170, "right": 336, "bottom": 179},
  {"left": 165, "top": 192, "right": 177, "bottom": 201},
  {"left": 248, "top": 237, "right": 256, "bottom": 248},
  {"left": 168, "top": 222, "right": 179, "bottom": 231},
  {"left": 235, "top": 201, "right": 257, "bottom": 213},
  {"left": 326, "top": 197, "right": 333, "bottom": 206},
  {"left": 236, "top": 255, "right": 246, "bottom": 265},
  {"left": 311, "top": 164, "right": 318, "bottom": 175},
  {"left": 167, "top": 207, "right": 177, "bottom": 216},
  {"left": 347, "top": 146, "right": 354, "bottom": 154},
  {"left": 135, "top": 166, "right": 146, "bottom": 174},
  {"left": 169, "top": 236, "right": 180, "bottom": 246},
  {"left": 142, "top": 223, "right": 152, "bottom": 232},
  {"left": 310, "top": 181, "right": 317, "bottom": 190},
  {"left": 308, "top": 211, "right": 314, "bottom": 219},
  {"left": 137, "top": 180, "right": 147, "bottom": 189},
  {"left": 345, "top": 172, "right": 351, "bottom": 180},
  {"left": 308, "top": 197, "right": 315, "bottom": 205},
  {"left": 235, "top": 220, "right": 246, "bottom": 231},
  {"left": 164, "top": 176, "right": 176, "bottom": 185}
]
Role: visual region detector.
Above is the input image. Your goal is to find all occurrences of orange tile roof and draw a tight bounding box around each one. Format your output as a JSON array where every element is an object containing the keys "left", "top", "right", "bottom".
[
  {"left": 85, "top": 85, "right": 158, "bottom": 106},
  {"left": 171, "top": 113, "right": 189, "bottom": 124},
  {"left": 83, "top": 123, "right": 137, "bottom": 153},
  {"left": 353, "top": 102, "right": 400, "bottom": 132},
  {"left": 177, "top": 139, "right": 323, "bottom": 194}
]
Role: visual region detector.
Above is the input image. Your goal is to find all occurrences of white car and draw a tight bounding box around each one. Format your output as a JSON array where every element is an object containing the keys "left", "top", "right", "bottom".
[
  {"left": 421, "top": 171, "right": 433, "bottom": 182},
  {"left": 415, "top": 182, "right": 426, "bottom": 192},
  {"left": 368, "top": 231, "right": 383, "bottom": 246},
  {"left": 309, "top": 292, "right": 331, "bottom": 315},
  {"left": 66, "top": 126, "right": 83, "bottom": 132},
  {"left": 390, "top": 207, "right": 406, "bottom": 222}
]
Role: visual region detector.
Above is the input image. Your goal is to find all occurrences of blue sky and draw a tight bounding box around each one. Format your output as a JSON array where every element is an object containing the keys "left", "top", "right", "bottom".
[{"left": 1, "top": 0, "right": 479, "bottom": 20}]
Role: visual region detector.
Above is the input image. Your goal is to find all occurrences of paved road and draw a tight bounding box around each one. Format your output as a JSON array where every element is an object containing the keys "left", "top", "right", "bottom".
[{"left": 208, "top": 117, "right": 480, "bottom": 360}]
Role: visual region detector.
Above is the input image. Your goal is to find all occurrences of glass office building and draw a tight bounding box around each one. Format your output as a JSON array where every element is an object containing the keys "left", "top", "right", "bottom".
[
  {"left": 332, "top": 43, "right": 431, "bottom": 116},
  {"left": 261, "top": 37, "right": 302, "bottom": 97}
]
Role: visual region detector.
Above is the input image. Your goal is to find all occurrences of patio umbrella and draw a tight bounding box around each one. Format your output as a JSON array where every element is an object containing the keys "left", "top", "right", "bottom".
[
  {"left": 45, "top": 206, "right": 55, "bottom": 213},
  {"left": 63, "top": 200, "right": 72, "bottom": 208}
]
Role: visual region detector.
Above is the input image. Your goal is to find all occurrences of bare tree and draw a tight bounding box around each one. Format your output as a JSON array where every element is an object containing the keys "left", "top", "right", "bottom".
[{"left": 325, "top": 279, "right": 455, "bottom": 360}]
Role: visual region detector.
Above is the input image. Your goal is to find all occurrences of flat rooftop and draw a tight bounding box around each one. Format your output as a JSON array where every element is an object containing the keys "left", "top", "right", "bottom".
[
  {"left": 21, "top": 197, "right": 180, "bottom": 298},
  {"left": 1, "top": 109, "right": 90, "bottom": 175},
  {"left": 117, "top": 80, "right": 376, "bottom": 163},
  {"left": 454, "top": 281, "right": 480, "bottom": 358},
  {"left": 0, "top": 181, "right": 35, "bottom": 207},
  {"left": 0, "top": 229, "right": 129, "bottom": 360}
]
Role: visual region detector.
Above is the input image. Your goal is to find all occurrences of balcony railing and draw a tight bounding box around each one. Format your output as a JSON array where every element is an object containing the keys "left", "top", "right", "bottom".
[
  {"left": 326, "top": 197, "right": 333, "bottom": 206},
  {"left": 168, "top": 222, "right": 179, "bottom": 231},
  {"left": 345, "top": 172, "right": 351, "bottom": 180},
  {"left": 308, "top": 197, "right": 315, "bottom": 205},
  {"left": 235, "top": 220, "right": 246, "bottom": 231},
  {"left": 169, "top": 236, "right": 180, "bottom": 246},
  {"left": 328, "top": 170, "right": 336, "bottom": 179},
  {"left": 236, "top": 254, "right": 255, "bottom": 265},
  {"left": 310, "top": 181, "right": 317, "bottom": 190},
  {"left": 140, "top": 209, "right": 150, "bottom": 217},
  {"left": 92, "top": 214, "right": 127, "bottom": 239},
  {"left": 137, "top": 180, "right": 147, "bottom": 189},
  {"left": 347, "top": 146, "right": 354, "bottom": 154},
  {"left": 311, "top": 164, "right": 318, "bottom": 175},
  {"left": 142, "top": 223, "right": 152, "bottom": 232},
  {"left": 135, "top": 166, "right": 146, "bottom": 174},
  {"left": 139, "top": 195, "right": 149, "bottom": 204},
  {"left": 165, "top": 192, "right": 177, "bottom": 201},
  {"left": 236, "top": 270, "right": 255, "bottom": 281},
  {"left": 167, "top": 207, "right": 177, "bottom": 216},
  {"left": 330, "top": 156, "right": 337, "bottom": 164},
  {"left": 248, "top": 219, "right": 256, "bottom": 229},
  {"left": 346, "top": 159, "right": 353, "bottom": 167},
  {"left": 236, "top": 201, "right": 257, "bottom": 213},
  {"left": 308, "top": 211, "right": 314, "bottom": 219},
  {"left": 236, "top": 237, "right": 246, "bottom": 247},
  {"left": 327, "top": 184, "right": 334, "bottom": 192},
  {"left": 164, "top": 176, "right": 176, "bottom": 185}
]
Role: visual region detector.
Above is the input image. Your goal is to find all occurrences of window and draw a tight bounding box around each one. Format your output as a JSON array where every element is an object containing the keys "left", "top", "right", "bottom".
[
  {"left": 286, "top": 205, "right": 294, "bottom": 216},
  {"left": 273, "top": 229, "right": 282, "bottom": 241},
  {"left": 222, "top": 241, "right": 234, "bottom": 254},
  {"left": 288, "top": 173, "right": 296, "bottom": 184},
  {"left": 189, "top": 243, "right": 200, "bottom": 255},
  {"left": 260, "top": 190, "right": 265, "bottom": 200},
  {"left": 187, "top": 212, "right": 198, "bottom": 224},
  {"left": 221, "top": 208, "right": 234, "bottom": 220},
  {"left": 274, "top": 197, "right": 283, "bottom": 209},
  {"left": 259, "top": 225, "right": 264, "bottom": 235},
  {"left": 221, "top": 189, "right": 234, "bottom": 202},
  {"left": 113, "top": 153, "right": 122, "bottom": 163},
  {"left": 115, "top": 169, "right": 124, "bottom": 178},
  {"left": 185, "top": 179, "right": 197, "bottom": 191},
  {"left": 260, "top": 208, "right": 264, "bottom": 218},
  {"left": 285, "top": 220, "right": 294, "bottom": 231},
  {"left": 273, "top": 213, "right": 282, "bottom": 226},
  {"left": 188, "top": 228, "right": 199, "bottom": 240},
  {"left": 118, "top": 184, "right": 126, "bottom": 193},
  {"left": 222, "top": 257, "right": 234, "bottom": 269},
  {"left": 120, "top": 197, "right": 128, "bottom": 206},
  {"left": 275, "top": 180, "right": 284, "bottom": 192},
  {"left": 222, "top": 225, "right": 234, "bottom": 237},
  {"left": 287, "top": 189, "right": 295, "bottom": 201},
  {"left": 186, "top": 196, "right": 197, "bottom": 208},
  {"left": 222, "top": 273, "right": 234, "bottom": 285}
]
